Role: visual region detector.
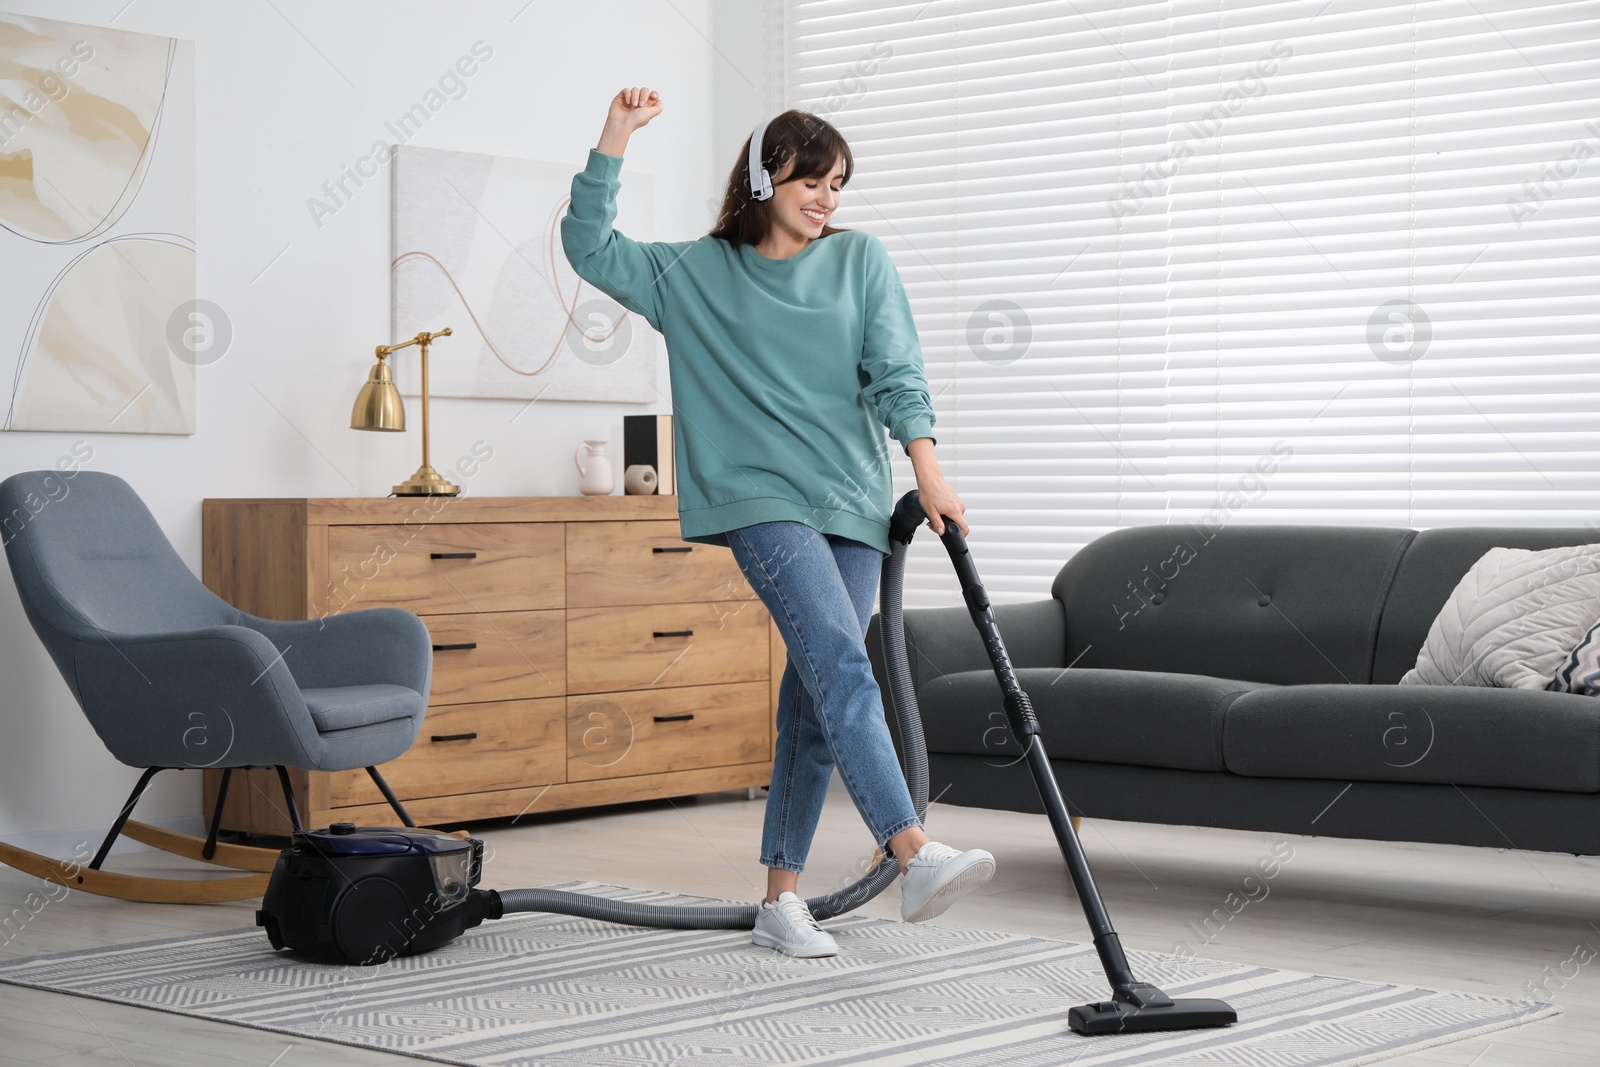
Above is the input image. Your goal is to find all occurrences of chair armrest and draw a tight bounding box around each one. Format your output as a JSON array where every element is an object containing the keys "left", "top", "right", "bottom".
[
  {"left": 868, "top": 597, "right": 1067, "bottom": 689},
  {"left": 72, "top": 624, "right": 323, "bottom": 770},
  {"left": 865, "top": 596, "right": 1066, "bottom": 766},
  {"left": 242, "top": 608, "right": 432, "bottom": 698}
]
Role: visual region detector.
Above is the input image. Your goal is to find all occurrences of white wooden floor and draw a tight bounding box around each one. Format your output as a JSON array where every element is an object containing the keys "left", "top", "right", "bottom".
[{"left": 1, "top": 778, "right": 1596, "bottom": 1065}]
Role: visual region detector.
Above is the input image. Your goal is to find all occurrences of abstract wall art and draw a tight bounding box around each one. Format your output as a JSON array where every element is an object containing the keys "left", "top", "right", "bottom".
[
  {"left": 391, "top": 143, "right": 657, "bottom": 404},
  {"left": 0, "top": 14, "right": 196, "bottom": 435}
]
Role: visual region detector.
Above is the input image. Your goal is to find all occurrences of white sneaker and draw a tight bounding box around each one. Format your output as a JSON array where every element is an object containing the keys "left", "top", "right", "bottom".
[
  {"left": 900, "top": 841, "right": 995, "bottom": 923},
  {"left": 751, "top": 891, "right": 838, "bottom": 957}
]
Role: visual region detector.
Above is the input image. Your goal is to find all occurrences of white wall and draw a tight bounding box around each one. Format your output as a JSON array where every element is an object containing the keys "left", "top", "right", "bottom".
[
  {"left": 710, "top": 0, "right": 780, "bottom": 204},
  {"left": 0, "top": 0, "right": 751, "bottom": 844}
]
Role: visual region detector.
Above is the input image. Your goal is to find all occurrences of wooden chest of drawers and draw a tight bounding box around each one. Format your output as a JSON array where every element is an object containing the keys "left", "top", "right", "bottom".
[{"left": 200, "top": 496, "right": 786, "bottom": 833}]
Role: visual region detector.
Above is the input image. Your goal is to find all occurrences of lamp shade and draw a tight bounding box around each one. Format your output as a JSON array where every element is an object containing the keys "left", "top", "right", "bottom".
[{"left": 350, "top": 359, "right": 404, "bottom": 431}]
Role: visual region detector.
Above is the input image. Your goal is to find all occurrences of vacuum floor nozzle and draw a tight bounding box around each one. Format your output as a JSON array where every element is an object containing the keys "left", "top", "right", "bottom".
[{"left": 1068, "top": 997, "right": 1237, "bottom": 1035}]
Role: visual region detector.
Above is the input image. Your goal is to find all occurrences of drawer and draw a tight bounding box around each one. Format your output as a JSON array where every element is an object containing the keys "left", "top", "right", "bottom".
[
  {"left": 328, "top": 697, "right": 565, "bottom": 805},
  {"left": 567, "top": 520, "right": 751, "bottom": 607},
  {"left": 322, "top": 522, "right": 563, "bottom": 615},
  {"left": 566, "top": 600, "right": 769, "bottom": 694},
  {"left": 424, "top": 610, "right": 565, "bottom": 703},
  {"left": 566, "top": 682, "right": 771, "bottom": 782}
]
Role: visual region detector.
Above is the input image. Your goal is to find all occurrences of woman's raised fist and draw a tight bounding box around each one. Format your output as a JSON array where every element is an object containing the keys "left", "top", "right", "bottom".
[{"left": 607, "top": 86, "right": 662, "bottom": 131}]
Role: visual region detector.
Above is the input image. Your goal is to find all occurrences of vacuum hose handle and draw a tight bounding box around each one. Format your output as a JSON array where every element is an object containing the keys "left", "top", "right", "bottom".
[
  {"left": 888, "top": 487, "right": 930, "bottom": 545},
  {"left": 889, "top": 487, "right": 967, "bottom": 549}
]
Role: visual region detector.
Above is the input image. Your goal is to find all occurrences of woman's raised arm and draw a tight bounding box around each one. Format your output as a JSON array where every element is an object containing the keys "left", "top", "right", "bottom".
[{"left": 560, "top": 87, "right": 685, "bottom": 333}]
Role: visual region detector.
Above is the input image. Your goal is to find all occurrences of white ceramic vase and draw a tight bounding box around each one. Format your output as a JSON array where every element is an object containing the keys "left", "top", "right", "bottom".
[{"left": 575, "top": 439, "right": 615, "bottom": 495}]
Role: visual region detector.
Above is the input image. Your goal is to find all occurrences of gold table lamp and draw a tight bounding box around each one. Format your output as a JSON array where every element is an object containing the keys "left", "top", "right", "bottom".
[{"left": 350, "top": 327, "right": 459, "bottom": 496}]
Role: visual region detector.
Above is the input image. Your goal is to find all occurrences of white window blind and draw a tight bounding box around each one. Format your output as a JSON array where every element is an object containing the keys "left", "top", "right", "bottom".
[{"left": 775, "top": 0, "right": 1600, "bottom": 608}]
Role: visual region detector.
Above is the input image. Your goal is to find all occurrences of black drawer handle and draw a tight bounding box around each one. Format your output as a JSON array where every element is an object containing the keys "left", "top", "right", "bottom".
[
  {"left": 431, "top": 732, "right": 478, "bottom": 743},
  {"left": 653, "top": 546, "right": 693, "bottom": 553},
  {"left": 653, "top": 714, "right": 695, "bottom": 723},
  {"left": 653, "top": 629, "right": 694, "bottom": 638},
  {"left": 431, "top": 551, "right": 477, "bottom": 560},
  {"left": 432, "top": 642, "right": 478, "bottom": 652}
]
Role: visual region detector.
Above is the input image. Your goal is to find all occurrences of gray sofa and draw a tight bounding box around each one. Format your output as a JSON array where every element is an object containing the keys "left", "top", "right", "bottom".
[{"left": 864, "top": 523, "right": 1600, "bottom": 857}]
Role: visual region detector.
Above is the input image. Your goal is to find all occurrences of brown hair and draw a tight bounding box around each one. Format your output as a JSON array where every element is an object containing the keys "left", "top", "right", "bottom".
[{"left": 708, "top": 109, "right": 854, "bottom": 247}]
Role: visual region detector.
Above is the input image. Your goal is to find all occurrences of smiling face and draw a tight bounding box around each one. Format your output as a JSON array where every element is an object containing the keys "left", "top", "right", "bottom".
[{"left": 767, "top": 153, "right": 845, "bottom": 246}]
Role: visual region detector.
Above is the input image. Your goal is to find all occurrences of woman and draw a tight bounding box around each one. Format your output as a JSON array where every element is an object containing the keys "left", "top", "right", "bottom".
[{"left": 561, "top": 87, "right": 994, "bottom": 958}]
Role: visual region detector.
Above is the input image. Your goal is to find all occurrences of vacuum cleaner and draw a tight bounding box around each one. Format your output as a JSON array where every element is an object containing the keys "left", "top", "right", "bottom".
[{"left": 257, "top": 489, "right": 1236, "bottom": 1037}]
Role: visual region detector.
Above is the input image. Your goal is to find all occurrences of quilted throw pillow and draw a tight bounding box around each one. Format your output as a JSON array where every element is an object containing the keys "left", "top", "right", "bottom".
[{"left": 1400, "top": 543, "right": 1600, "bottom": 690}]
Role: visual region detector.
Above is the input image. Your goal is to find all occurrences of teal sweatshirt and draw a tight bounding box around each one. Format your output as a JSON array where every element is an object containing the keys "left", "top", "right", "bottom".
[{"left": 560, "top": 148, "right": 937, "bottom": 557}]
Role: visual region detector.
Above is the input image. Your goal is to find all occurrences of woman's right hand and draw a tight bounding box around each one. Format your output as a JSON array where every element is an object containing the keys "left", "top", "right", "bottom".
[{"left": 607, "top": 86, "right": 662, "bottom": 132}]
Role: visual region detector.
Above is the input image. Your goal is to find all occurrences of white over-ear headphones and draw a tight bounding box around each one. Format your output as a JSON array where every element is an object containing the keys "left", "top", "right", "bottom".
[{"left": 748, "top": 117, "right": 774, "bottom": 201}]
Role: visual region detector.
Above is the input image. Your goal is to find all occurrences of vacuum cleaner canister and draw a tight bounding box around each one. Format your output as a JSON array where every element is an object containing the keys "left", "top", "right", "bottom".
[{"left": 257, "top": 822, "right": 501, "bottom": 964}]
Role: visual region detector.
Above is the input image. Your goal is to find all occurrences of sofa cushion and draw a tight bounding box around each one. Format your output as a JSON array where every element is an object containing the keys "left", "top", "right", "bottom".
[
  {"left": 1051, "top": 523, "right": 1414, "bottom": 686},
  {"left": 1400, "top": 543, "right": 1600, "bottom": 691},
  {"left": 1223, "top": 684, "right": 1600, "bottom": 792},
  {"left": 302, "top": 683, "right": 422, "bottom": 733},
  {"left": 918, "top": 667, "right": 1276, "bottom": 772},
  {"left": 1372, "top": 526, "right": 1600, "bottom": 685}
]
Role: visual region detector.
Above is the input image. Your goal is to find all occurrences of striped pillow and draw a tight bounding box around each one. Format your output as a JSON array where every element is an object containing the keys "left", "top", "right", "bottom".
[{"left": 1549, "top": 617, "right": 1600, "bottom": 695}]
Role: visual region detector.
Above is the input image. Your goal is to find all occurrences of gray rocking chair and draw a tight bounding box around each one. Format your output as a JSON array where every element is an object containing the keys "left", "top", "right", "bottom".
[{"left": 0, "top": 470, "right": 434, "bottom": 902}]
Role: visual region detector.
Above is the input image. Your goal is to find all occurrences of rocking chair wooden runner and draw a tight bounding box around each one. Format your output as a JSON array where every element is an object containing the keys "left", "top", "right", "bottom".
[{"left": 0, "top": 470, "right": 434, "bottom": 903}]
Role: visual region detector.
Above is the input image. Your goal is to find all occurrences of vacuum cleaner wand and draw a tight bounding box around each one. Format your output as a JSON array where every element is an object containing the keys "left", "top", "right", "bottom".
[{"left": 887, "top": 490, "right": 1236, "bottom": 1036}]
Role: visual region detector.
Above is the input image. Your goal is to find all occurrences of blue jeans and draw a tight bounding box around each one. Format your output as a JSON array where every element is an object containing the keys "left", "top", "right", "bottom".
[{"left": 726, "top": 521, "right": 923, "bottom": 873}]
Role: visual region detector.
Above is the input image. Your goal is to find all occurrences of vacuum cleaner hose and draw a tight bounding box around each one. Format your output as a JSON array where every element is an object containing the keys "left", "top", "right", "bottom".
[
  {"left": 263, "top": 492, "right": 1236, "bottom": 1032},
  {"left": 496, "top": 502, "right": 932, "bottom": 929}
]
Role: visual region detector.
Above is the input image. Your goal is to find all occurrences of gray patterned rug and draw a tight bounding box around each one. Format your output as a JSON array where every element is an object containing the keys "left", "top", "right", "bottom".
[{"left": 0, "top": 880, "right": 1556, "bottom": 1066}]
